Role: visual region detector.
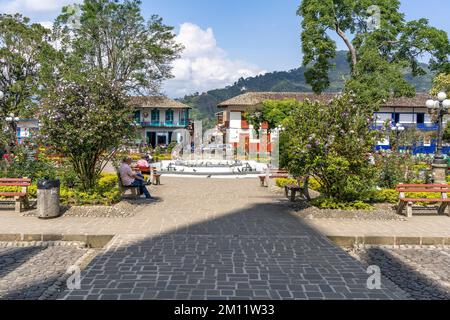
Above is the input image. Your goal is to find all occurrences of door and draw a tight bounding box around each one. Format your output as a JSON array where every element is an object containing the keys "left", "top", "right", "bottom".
[{"left": 147, "top": 132, "right": 156, "bottom": 148}]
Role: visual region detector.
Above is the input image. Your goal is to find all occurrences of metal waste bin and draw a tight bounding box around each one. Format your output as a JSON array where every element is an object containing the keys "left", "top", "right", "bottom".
[{"left": 37, "top": 178, "right": 61, "bottom": 219}]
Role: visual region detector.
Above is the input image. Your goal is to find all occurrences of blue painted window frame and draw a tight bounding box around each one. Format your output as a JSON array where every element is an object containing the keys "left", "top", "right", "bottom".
[
  {"left": 151, "top": 109, "right": 160, "bottom": 125},
  {"left": 165, "top": 109, "right": 174, "bottom": 125}
]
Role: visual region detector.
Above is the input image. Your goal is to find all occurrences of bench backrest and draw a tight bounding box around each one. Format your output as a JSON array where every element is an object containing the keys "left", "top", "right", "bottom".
[
  {"left": 396, "top": 184, "right": 450, "bottom": 193},
  {"left": 0, "top": 178, "right": 31, "bottom": 187},
  {"left": 116, "top": 172, "right": 124, "bottom": 189}
]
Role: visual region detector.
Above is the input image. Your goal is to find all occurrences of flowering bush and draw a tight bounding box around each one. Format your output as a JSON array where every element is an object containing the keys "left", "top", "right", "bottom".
[
  {"left": 0, "top": 144, "right": 57, "bottom": 180},
  {"left": 374, "top": 151, "right": 431, "bottom": 188},
  {"left": 39, "top": 75, "right": 134, "bottom": 191},
  {"left": 280, "top": 94, "right": 381, "bottom": 202}
]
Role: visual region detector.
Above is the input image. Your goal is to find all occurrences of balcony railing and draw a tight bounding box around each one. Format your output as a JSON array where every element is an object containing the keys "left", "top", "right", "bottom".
[
  {"left": 139, "top": 121, "right": 189, "bottom": 127},
  {"left": 373, "top": 123, "right": 439, "bottom": 131}
]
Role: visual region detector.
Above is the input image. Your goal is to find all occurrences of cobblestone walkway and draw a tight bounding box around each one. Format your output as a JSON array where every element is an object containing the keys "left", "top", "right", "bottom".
[
  {"left": 350, "top": 246, "right": 450, "bottom": 300},
  {"left": 57, "top": 178, "right": 408, "bottom": 300},
  {"left": 0, "top": 243, "right": 89, "bottom": 300}
]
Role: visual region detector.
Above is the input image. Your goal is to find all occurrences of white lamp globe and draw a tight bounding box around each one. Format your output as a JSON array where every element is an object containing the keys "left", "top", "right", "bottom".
[
  {"left": 426, "top": 99, "right": 436, "bottom": 109},
  {"left": 432, "top": 101, "right": 440, "bottom": 109},
  {"left": 437, "top": 92, "right": 447, "bottom": 102},
  {"left": 443, "top": 99, "right": 450, "bottom": 109}
]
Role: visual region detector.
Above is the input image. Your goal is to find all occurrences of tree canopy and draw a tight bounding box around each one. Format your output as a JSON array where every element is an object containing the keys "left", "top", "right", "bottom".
[
  {"left": 52, "top": 0, "right": 182, "bottom": 94},
  {"left": 298, "top": 0, "right": 450, "bottom": 104},
  {"left": 0, "top": 14, "right": 53, "bottom": 119}
]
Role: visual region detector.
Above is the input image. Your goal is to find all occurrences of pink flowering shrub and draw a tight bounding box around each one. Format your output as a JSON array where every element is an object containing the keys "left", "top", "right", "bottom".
[
  {"left": 274, "top": 94, "right": 382, "bottom": 201},
  {"left": 39, "top": 75, "right": 135, "bottom": 191}
]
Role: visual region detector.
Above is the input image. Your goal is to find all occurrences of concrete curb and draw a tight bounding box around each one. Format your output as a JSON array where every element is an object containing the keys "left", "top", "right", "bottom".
[
  {"left": 328, "top": 235, "right": 450, "bottom": 247},
  {"left": 0, "top": 234, "right": 114, "bottom": 248}
]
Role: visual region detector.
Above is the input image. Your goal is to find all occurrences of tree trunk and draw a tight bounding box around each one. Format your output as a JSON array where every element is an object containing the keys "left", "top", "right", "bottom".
[{"left": 335, "top": 25, "right": 358, "bottom": 74}]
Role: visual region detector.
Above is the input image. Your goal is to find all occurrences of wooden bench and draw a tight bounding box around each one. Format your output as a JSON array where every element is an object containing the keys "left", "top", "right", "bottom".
[
  {"left": 258, "top": 169, "right": 289, "bottom": 187},
  {"left": 0, "top": 178, "right": 31, "bottom": 213},
  {"left": 285, "top": 184, "right": 304, "bottom": 202},
  {"left": 116, "top": 172, "right": 140, "bottom": 199},
  {"left": 396, "top": 184, "right": 450, "bottom": 218},
  {"left": 150, "top": 167, "right": 162, "bottom": 186}
]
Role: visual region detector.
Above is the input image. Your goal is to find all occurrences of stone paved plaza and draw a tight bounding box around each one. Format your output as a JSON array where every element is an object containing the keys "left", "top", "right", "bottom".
[
  {"left": 1, "top": 177, "right": 449, "bottom": 300},
  {"left": 55, "top": 178, "right": 408, "bottom": 300},
  {"left": 0, "top": 243, "right": 89, "bottom": 300},
  {"left": 351, "top": 246, "right": 450, "bottom": 300}
]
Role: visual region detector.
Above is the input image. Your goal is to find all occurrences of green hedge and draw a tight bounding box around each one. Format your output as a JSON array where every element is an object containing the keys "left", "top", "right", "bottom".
[
  {"left": 311, "top": 198, "right": 374, "bottom": 210},
  {"left": 275, "top": 177, "right": 321, "bottom": 191}
]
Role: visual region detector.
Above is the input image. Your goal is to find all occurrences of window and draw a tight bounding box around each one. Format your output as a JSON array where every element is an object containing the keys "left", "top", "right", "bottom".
[
  {"left": 181, "top": 109, "right": 188, "bottom": 125},
  {"left": 417, "top": 113, "right": 425, "bottom": 124},
  {"left": 151, "top": 109, "right": 160, "bottom": 124},
  {"left": 165, "top": 109, "right": 174, "bottom": 124},
  {"left": 134, "top": 111, "right": 141, "bottom": 123}
]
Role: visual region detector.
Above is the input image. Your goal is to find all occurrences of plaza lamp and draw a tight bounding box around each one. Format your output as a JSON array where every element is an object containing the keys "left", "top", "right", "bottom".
[
  {"left": 5, "top": 113, "right": 20, "bottom": 147},
  {"left": 426, "top": 92, "right": 450, "bottom": 182},
  {"left": 391, "top": 122, "right": 405, "bottom": 151}
]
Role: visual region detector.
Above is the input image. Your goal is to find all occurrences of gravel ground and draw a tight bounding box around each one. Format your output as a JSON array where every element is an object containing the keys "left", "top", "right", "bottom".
[
  {"left": 288, "top": 202, "right": 407, "bottom": 221},
  {"left": 21, "top": 199, "right": 154, "bottom": 218},
  {"left": 271, "top": 188, "right": 407, "bottom": 221},
  {"left": 0, "top": 242, "right": 94, "bottom": 300},
  {"left": 348, "top": 245, "right": 450, "bottom": 300}
]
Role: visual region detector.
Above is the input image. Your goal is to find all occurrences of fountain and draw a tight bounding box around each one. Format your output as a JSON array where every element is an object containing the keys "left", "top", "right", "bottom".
[{"left": 157, "top": 159, "right": 267, "bottom": 176}]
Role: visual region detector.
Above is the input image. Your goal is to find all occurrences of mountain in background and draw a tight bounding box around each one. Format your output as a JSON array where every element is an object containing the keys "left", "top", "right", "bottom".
[{"left": 178, "top": 51, "right": 434, "bottom": 129}]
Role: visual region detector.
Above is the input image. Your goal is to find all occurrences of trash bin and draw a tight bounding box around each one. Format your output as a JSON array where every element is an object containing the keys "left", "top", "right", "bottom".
[{"left": 37, "top": 178, "right": 61, "bottom": 219}]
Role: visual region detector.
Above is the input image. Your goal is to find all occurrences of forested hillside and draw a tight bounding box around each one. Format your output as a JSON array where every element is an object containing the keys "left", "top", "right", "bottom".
[{"left": 179, "top": 51, "right": 433, "bottom": 129}]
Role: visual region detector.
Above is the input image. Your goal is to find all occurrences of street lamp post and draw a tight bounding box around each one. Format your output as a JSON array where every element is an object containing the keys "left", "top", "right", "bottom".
[
  {"left": 391, "top": 122, "right": 405, "bottom": 151},
  {"left": 426, "top": 92, "right": 450, "bottom": 183},
  {"left": 1, "top": 90, "right": 20, "bottom": 149},
  {"left": 5, "top": 113, "right": 20, "bottom": 148}
]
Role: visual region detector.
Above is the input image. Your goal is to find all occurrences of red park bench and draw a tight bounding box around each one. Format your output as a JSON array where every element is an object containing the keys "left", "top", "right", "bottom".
[
  {"left": 137, "top": 166, "right": 161, "bottom": 185},
  {"left": 396, "top": 184, "right": 450, "bottom": 218},
  {"left": 0, "top": 178, "right": 32, "bottom": 213}
]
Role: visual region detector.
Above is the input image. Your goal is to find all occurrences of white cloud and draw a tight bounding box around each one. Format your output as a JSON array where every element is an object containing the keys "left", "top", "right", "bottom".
[
  {"left": 164, "top": 23, "right": 266, "bottom": 98},
  {"left": 38, "top": 21, "right": 53, "bottom": 29},
  {"left": 1, "top": 0, "right": 81, "bottom": 14}
]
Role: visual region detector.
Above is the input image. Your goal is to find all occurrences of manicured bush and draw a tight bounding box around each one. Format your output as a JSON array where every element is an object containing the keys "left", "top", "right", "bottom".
[
  {"left": 0, "top": 173, "right": 121, "bottom": 206},
  {"left": 308, "top": 177, "right": 321, "bottom": 191},
  {"left": 275, "top": 177, "right": 322, "bottom": 191},
  {"left": 311, "top": 197, "right": 374, "bottom": 210},
  {"left": 97, "top": 173, "right": 118, "bottom": 191},
  {"left": 368, "top": 189, "right": 398, "bottom": 204},
  {"left": 275, "top": 178, "right": 297, "bottom": 188}
]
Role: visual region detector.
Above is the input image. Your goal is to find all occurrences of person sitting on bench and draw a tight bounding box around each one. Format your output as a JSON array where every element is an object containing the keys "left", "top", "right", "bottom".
[{"left": 120, "top": 157, "right": 152, "bottom": 199}]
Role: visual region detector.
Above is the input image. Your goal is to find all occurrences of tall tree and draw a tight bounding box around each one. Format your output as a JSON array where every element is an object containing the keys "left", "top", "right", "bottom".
[
  {"left": 38, "top": 0, "right": 183, "bottom": 190},
  {"left": 0, "top": 14, "right": 54, "bottom": 150},
  {"left": 0, "top": 15, "right": 53, "bottom": 116},
  {"left": 298, "top": 0, "right": 450, "bottom": 104},
  {"left": 52, "top": 0, "right": 182, "bottom": 94}
]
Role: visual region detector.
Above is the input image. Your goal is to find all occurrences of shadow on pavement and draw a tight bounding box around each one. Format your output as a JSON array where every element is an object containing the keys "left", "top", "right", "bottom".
[{"left": 358, "top": 247, "right": 450, "bottom": 300}]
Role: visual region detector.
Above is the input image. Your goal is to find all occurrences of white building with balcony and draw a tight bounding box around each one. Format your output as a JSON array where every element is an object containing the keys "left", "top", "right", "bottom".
[{"left": 129, "top": 96, "right": 192, "bottom": 148}]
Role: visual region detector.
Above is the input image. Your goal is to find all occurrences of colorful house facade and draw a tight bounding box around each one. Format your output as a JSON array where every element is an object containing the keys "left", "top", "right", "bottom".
[
  {"left": 129, "top": 96, "right": 192, "bottom": 148},
  {"left": 216, "top": 92, "right": 448, "bottom": 155},
  {"left": 16, "top": 119, "right": 39, "bottom": 144}
]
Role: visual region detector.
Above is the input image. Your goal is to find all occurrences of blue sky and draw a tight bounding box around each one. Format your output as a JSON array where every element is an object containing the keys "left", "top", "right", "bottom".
[{"left": 1, "top": 0, "right": 449, "bottom": 97}]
